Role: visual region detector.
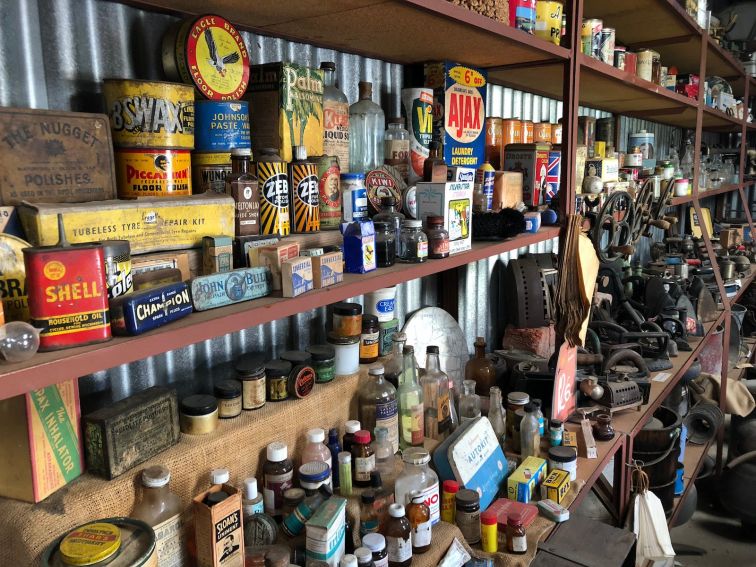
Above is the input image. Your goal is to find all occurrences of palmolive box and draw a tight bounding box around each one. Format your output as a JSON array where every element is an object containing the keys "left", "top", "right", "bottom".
[
  {"left": 424, "top": 62, "right": 487, "bottom": 169},
  {"left": 504, "top": 143, "right": 551, "bottom": 207},
  {"left": 416, "top": 181, "right": 473, "bottom": 255}
]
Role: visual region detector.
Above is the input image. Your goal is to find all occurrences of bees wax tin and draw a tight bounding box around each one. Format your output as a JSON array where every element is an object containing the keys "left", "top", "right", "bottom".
[
  {"left": 110, "top": 282, "right": 192, "bottom": 336},
  {"left": 103, "top": 79, "right": 194, "bottom": 149},
  {"left": 115, "top": 149, "right": 192, "bottom": 198}
]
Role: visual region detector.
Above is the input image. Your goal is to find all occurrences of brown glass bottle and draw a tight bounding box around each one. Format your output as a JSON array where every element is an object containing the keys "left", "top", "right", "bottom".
[
  {"left": 422, "top": 141, "right": 447, "bottom": 182},
  {"left": 464, "top": 337, "right": 497, "bottom": 395},
  {"left": 506, "top": 512, "right": 527, "bottom": 554},
  {"left": 226, "top": 148, "right": 260, "bottom": 236},
  {"left": 384, "top": 503, "right": 412, "bottom": 567},
  {"left": 406, "top": 491, "right": 431, "bottom": 554},
  {"left": 351, "top": 430, "right": 376, "bottom": 487},
  {"left": 263, "top": 442, "right": 294, "bottom": 518}
]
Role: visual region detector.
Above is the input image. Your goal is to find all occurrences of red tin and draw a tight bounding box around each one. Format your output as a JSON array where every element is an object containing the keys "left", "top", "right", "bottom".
[{"left": 624, "top": 52, "right": 638, "bottom": 76}]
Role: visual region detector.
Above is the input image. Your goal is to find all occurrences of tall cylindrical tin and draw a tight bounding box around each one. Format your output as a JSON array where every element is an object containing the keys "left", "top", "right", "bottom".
[
  {"left": 521, "top": 120, "right": 534, "bottom": 143},
  {"left": 475, "top": 161, "right": 496, "bottom": 211},
  {"left": 510, "top": 0, "right": 537, "bottom": 34},
  {"left": 614, "top": 46, "right": 627, "bottom": 70},
  {"left": 534, "top": 122, "right": 552, "bottom": 143},
  {"left": 114, "top": 149, "right": 192, "bottom": 198},
  {"left": 317, "top": 155, "right": 342, "bottom": 230},
  {"left": 624, "top": 52, "right": 638, "bottom": 75},
  {"left": 192, "top": 152, "right": 232, "bottom": 194},
  {"left": 502, "top": 119, "right": 522, "bottom": 148},
  {"left": 103, "top": 79, "right": 195, "bottom": 149},
  {"left": 102, "top": 240, "right": 133, "bottom": 300},
  {"left": 485, "top": 117, "right": 503, "bottom": 169},
  {"left": 599, "top": 28, "right": 616, "bottom": 65},
  {"left": 0, "top": 234, "right": 31, "bottom": 322},
  {"left": 629, "top": 130, "right": 655, "bottom": 161},
  {"left": 581, "top": 19, "right": 603, "bottom": 58},
  {"left": 535, "top": 1, "right": 564, "bottom": 45},
  {"left": 256, "top": 148, "right": 290, "bottom": 236},
  {"left": 194, "top": 100, "right": 251, "bottom": 151},
  {"left": 596, "top": 117, "right": 615, "bottom": 145},
  {"left": 637, "top": 49, "right": 655, "bottom": 82},
  {"left": 551, "top": 123, "right": 562, "bottom": 144},
  {"left": 401, "top": 88, "right": 434, "bottom": 183},
  {"left": 289, "top": 148, "right": 320, "bottom": 233}
]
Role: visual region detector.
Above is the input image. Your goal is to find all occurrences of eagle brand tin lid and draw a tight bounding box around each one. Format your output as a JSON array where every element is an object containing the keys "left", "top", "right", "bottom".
[
  {"left": 180, "top": 394, "right": 218, "bottom": 416},
  {"left": 59, "top": 522, "right": 122, "bottom": 565}
]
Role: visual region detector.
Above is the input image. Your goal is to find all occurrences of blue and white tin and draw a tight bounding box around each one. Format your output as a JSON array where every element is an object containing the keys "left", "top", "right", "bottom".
[
  {"left": 366, "top": 286, "right": 397, "bottom": 322},
  {"left": 194, "top": 100, "right": 251, "bottom": 151}
]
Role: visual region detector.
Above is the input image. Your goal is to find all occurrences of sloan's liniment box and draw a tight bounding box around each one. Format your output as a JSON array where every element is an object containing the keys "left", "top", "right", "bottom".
[{"left": 415, "top": 181, "right": 473, "bottom": 255}]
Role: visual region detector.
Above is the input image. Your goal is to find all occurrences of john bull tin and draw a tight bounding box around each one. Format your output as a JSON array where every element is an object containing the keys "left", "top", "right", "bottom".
[
  {"left": 190, "top": 266, "right": 271, "bottom": 311},
  {"left": 289, "top": 151, "right": 320, "bottom": 233},
  {"left": 317, "top": 155, "right": 341, "bottom": 230},
  {"left": 257, "top": 149, "right": 290, "bottom": 236},
  {"left": 581, "top": 19, "right": 603, "bottom": 58},
  {"left": 102, "top": 240, "right": 133, "bottom": 300},
  {"left": 510, "top": 0, "right": 537, "bottom": 34},
  {"left": 599, "top": 28, "right": 616, "bottom": 65},
  {"left": 194, "top": 100, "right": 251, "bottom": 151},
  {"left": 115, "top": 149, "right": 192, "bottom": 198},
  {"left": 110, "top": 282, "right": 192, "bottom": 335},
  {"left": 104, "top": 79, "right": 194, "bottom": 149},
  {"left": 535, "top": 1, "right": 563, "bottom": 45}
]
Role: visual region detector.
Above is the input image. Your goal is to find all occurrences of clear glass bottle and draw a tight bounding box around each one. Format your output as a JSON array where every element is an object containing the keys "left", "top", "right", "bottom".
[
  {"left": 406, "top": 491, "right": 431, "bottom": 554},
  {"left": 426, "top": 216, "right": 450, "bottom": 259},
  {"left": 459, "top": 380, "right": 481, "bottom": 423},
  {"left": 394, "top": 448, "right": 440, "bottom": 525},
  {"left": 349, "top": 81, "right": 385, "bottom": 173},
  {"left": 532, "top": 398, "right": 545, "bottom": 437},
  {"left": 680, "top": 139, "right": 694, "bottom": 180},
  {"left": 225, "top": 148, "right": 260, "bottom": 236},
  {"left": 373, "top": 196, "right": 405, "bottom": 256},
  {"left": 423, "top": 141, "right": 447, "bottom": 182},
  {"left": 301, "top": 428, "right": 333, "bottom": 478},
  {"left": 398, "top": 220, "right": 428, "bottom": 263},
  {"left": 370, "top": 471, "right": 394, "bottom": 531},
  {"left": 321, "top": 61, "right": 350, "bottom": 172},
  {"left": 384, "top": 504, "right": 412, "bottom": 567},
  {"left": 420, "top": 346, "right": 452, "bottom": 441},
  {"left": 384, "top": 118, "right": 411, "bottom": 183},
  {"left": 374, "top": 221, "right": 396, "bottom": 268},
  {"left": 488, "top": 386, "right": 506, "bottom": 448},
  {"left": 372, "top": 427, "right": 396, "bottom": 477},
  {"left": 359, "top": 364, "right": 400, "bottom": 454},
  {"left": 465, "top": 337, "right": 497, "bottom": 395},
  {"left": 519, "top": 402, "right": 541, "bottom": 459},
  {"left": 384, "top": 333, "right": 407, "bottom": 390},
  {"left": 398, "top": 345, "right": 424, "bottom": 449}
]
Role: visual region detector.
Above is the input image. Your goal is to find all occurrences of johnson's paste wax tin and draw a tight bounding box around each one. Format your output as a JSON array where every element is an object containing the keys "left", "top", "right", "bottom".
[{"left": 194, "top": 100, "right": 251, "bottom": 151}]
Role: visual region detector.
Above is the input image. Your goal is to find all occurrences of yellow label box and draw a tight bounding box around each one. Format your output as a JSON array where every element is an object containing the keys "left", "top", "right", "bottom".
[
  {"left": 507, "top": 456, "right": 547, "bottom": 503},
  {"left": 540, "top": 468, "right": 571, "bottom": 504}
]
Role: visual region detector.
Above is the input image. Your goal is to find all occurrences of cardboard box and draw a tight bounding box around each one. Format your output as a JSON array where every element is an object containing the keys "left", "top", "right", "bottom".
[
  {"left": 202, "top": 236, "right": 233, "bottom": 275},
  {"left": 194, "top": 484, "right": 244, "bottom": 567},
  {"left": 132, "top": 250, "right": 192, "bottom": 281},
  {"left": 504, "top": 143, "right": 551, "bottom": 207},
  {"left": 540, "top": 468, "right": 571, "bottom": 504},
  {"left": 256, "top": 242, "right": 301, "bottom": 291},
  {"left": 306, "top": 496, "right": 347, "bottom": 566},
  {"left": 246, "top": 62, "right": 324, "bottom": 163},
  {"left": 282, "top": 256, "right": 313, "bottom": 297},
  {"left": 585, "top": 158, "right": 619, "bottom": 183},
  {"left": 83, "top": 387, "right": 180, "bottom": 479},
  {"left": 720, "top": 228, "right": 742, "bottom": 249},
  {"left": 447, "top": 166, "right": 476, "bottom": 183},
  {"left": 416, "top": 181, "right": 473, "bottom": 255},
  {"left": 234, "top": 234, "right": 279, "bottom": 268},
  {"left": 507, "top": 456, "right": 547, "bottom": 503},
  {"left": 312, "top": 251, "right": 343, "bottom": 289},
  {"left": 424, "top": 62, "right": 487, "bottom": 169},
  {"left": 0, "top": 380, "right": 83, "bottom": 502},
  {"left": 18, "top": 193, "right": 235, "bottom": 254},
  {"left": 562, "top": 431, "right": 578, "bottom": 450},
  {"left": 493, "top": 171, "right": 523, "bottom": 210}
]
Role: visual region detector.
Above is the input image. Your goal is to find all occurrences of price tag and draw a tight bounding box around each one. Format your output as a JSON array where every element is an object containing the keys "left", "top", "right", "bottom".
[
  {"left": 653, "top": 372, "right": 672, "bottom": 383},
  {"left": 552, "top": 343, "right": 577, "bottom": 423}
]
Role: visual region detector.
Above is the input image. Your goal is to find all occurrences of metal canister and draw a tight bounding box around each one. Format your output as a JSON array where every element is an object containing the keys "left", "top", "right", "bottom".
[
  {"left": 102, "top": 240, "right": 133, "bottom": 300},
  {"left": 502, "top": 119, "right": 522, "bottom": 147},
  {"left": 624, "top": 51, "right": 638, "bottom": 75},
  {"left": 194, "top": 100, "right": 251, "bottom": 151},
  {"left": 651, "top": 52, "right": 662, "bottom": 84},
  {"left": 114, "top": 149, "right": 192, "bottom": 198},
  {"left": 0, "top": 234, "right": 31, "bottom": 322},
  {"left": 289, "top": 147, "right": 320, "bottom": 233},
  {"left": 535, "top": 1, "right": 563, "bottom": 45},
  {"left": 637, "top": 49, "right": 655, "bottom": 82},
  {"left": 256, "top": 148, "right": 290, "bottom": 236},
  {"left": 24, "top": 216, "right": 111, "bottom": 351},
  {"left": 103, "top": 79, "right": 194, "bottom": 149},
  {"left": 521, "top": 120, "right": 534, "bottom": 143},
  {"left": 534, "top": 122, "right": 552, "bottom": 143},
  {"left": 192, "top": 152, "right": 232, "bottom": 194},
  {"left": 551, "top": 122, "right": 562, "bottom": 144},
  {"left": 485, "top": 117, "right": 503, "bottom": 169},
  {"left": 614, "top": 46, "right": 627, "bottom": 70},
  {"left": 401, "top": 88, "right": 433, "bottom": 183},
  {"left": 628, "top": 130, "right": 655, "bottom": 160},
  {"left": 316, "top": 155, "right": 341, "bottom": 230},
  {"left": 599, "top": 28, "right": 616, "bottom": 65},
  {"left": 475, "top": 161, "right": 496, "bottom": 211},
  {"left": 596, "top": 117, "right": 615, "bottom": 145},
  {"left": 510, "top": 0, "right": 537, "bottom": 34},
  {"left": 581, "top": 19, "right": 603, "bottom": 58}
]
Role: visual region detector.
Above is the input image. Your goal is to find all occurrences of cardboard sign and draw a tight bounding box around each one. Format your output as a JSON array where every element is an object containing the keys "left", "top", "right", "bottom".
[{"left": 552, "top": 343, "right": 577, "bottom": 422}]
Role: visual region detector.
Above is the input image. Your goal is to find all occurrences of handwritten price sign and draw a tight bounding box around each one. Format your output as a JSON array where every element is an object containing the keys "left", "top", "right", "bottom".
[{"left": 552, "top": 343, "right": 577, "bottom": 422}]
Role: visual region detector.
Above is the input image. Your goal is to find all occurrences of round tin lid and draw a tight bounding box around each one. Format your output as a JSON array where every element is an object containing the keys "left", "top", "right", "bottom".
[
  {"left": 280, "top": 350, "right": 312, "bottom": 365},
  {"left": 265, "top": 359, "right": 292, "bottom": 377},
  {"left": 141, "top": 465, "right": 170, "bottom": 488},
  {"left": 235, "top": 352, "right": 266, "bottom": 376},
  {"left": 401, "top": 447, "right": 430, "bottom": 465},
  {"left": 59, "top": 522, "right": 122, "bottom": 566},
  {"left": 99, "top": 240, "right": 131, "bottom": 257},
  {"left": 180, "top": 394, "right": 218, "bottom": 416},
  {"left": 455, "top": 488, "right": 480, "bottom": 507},
  {"left": 333, "top": 302, "right": 362, "bottom": 316},
  {"left": 299, "top": 460, "right": 331, "bottom": 482},
  {"left": 548, "top": 445, "right": 578, "bottom": 462},
  {"left": 214, "top": 379, "right": 242, "bottom": 399},
  {"left": 365, "top": 166, "right": 405, "bottom": 213},
  {"left": 507, "top": 391, "right": 530, "bottom": 405},
  {"left": 307, "top": 344, "right": 335, "bottom": 361},
  {"left": 289, "top": 365, "right": 315, "bottom": 398}
]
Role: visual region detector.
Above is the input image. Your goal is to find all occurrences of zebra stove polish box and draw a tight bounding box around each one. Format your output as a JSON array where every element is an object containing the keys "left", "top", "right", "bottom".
[
  {"left": 415, "top": 181, "right": 473, "bottom": 255},
  {"left": 282, "top": 256, "right": 313, "bottom": 297},
  {"left": 194, "top": 483, "right": 244, "bottom": 567}
]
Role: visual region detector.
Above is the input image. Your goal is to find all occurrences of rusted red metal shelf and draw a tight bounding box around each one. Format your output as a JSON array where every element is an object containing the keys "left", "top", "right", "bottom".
[
  {"left": 667, "top": 437, "right": 713, "bottom": 527},
  {"left": 670, "top": 183, "right": 741, "bottom": 205},
  {"left": 0, "top": 227, "right": 559, "bottom": 400}
]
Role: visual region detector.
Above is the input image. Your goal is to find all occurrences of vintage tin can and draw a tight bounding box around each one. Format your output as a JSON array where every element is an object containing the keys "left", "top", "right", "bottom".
[
  {"left": 624, "top": 51, "right": 638, "bottom": 75},
  {"left": 475, "top": 161, "right": 496, "bottom": 211},
  {"left": 110, "top": 282, "right": 192, "bottom": 336},
  {"left": 535, "top": 0, "right": 563, "bottom": 45},
  {"left": 502, "top": 119, "right": 522, "bottom": 147},
  {"left": 599, "top": 28, "right": 616, "bottom": 65},
  {"left": 596, "top": 117, "right": 615, "bottom": 145},
  {"left": 102, "top": 240, "right": 133, "bottom": 300},
  {"left": 620, "top": 167, "right": 641, "bottom": 181},
  {"left": 0, "top": 234, "right": 31, "bottom": 322},
  {"left": 533, "top": 122, "right": 552, "bottom": 143},
  {"left": 637, "top": 49, "right": 655, "bottom": 82},
  {"left": 366, "top": 166, "right": 405, "bottom": 215},
  {"left": 581, "top": 19, "right": 603, "bottom": 58},
  {"left": 544, "top": 149, "right": 561, "bottom": 203},
  {"left": 628, "top": 130, "right": 655, "bottom": 161},
  {"left": 24, "top": 221, "right": 111, "bottom": 351},
  {"left": 256, "top": 149, "right": 290, "bottom": 236},
  {"left": 578, "top": 116, "right": 596, "bottom": 157},
  {"left": 510, "top": 0, "right": 537, "bottom": 34},
  {"left": 484, "top": 117, "right": 503, "bottom": 169},
  {"left": 104, "top": 79, "right": 194, "bottom": 149},
  {"left": 316, "top": 155, "right": 341, "bottom": 230},
  {"left": 503, "top": 143, "right": 551, "bottom": 207},
  {"left": 521, "top": 120, "right": 534, "bottom": 143},
  {"left": 289, "top": 151, "right": 320, "bottom": 233},
  {"left": 115, "top": 149, "right": 192, "bottom": 198},
  {"left": 614, "top": 46, "right": 627, "bottom": 70},
  {"left": 163, "top": 14, "right": 250, "bottom": 101},
  {"left": 194, "top": 100, "right": 251, "bottom": 151},
  {"left": 192, "top": 153, "right": 232, "bottom": 194},
  {"left": 190, "top": 266, "right": 271, "bottom": 311},
  {"left": 551, "top": 122, "right": 562, "bottom": 144},
  {"left": 402, "top": 88, "right": 434, "bottom": 183}
]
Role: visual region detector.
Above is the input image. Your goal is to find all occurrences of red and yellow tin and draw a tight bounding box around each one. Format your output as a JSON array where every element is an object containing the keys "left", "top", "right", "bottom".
[{"left": 115, "top": 149, "right": 192, "bottom": 198}]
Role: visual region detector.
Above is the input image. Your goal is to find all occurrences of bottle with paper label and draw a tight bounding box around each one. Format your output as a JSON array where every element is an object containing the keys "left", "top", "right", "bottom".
[
  {"left": 398, "top": 345, "right": 424, "bottom": 449},
  {"left": 394, "top": 447, "right": 440, "bottom": 525},
  {"left": 359, "top": 363, "right": 400, "bottom": 453},
  {"left": 320, "top": 62, "right": 350, "bottom": 171},
  {"left": 384, "top": 504, "right": 412, "bottom": 567},
  {"left": 406, "top": 491, "right": 431, "bottom": 553}
]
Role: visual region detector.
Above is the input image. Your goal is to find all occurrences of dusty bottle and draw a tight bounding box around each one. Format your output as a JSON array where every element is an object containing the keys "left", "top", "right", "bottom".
[
  {"left": 384, "top": 332, "right": 407, "bottom": 390},
  {"left": 370, "top": 471, "right": 394, "bottom": 531},
  {"left": 422, "top": 141, "right": 447, "bottom": 182},
  {"left": 321, "top": 61, "right": 350, "bottom": 172},
  {"left": 226, "top": 148, "right": 260, "bottom": 236},
  {"left": 352, "top": 429, "right": 376, "bottom": 487},
  {"left": 263, "top": 442, "right": 294, "bottom": 517},
  {"left": 384, "top": 504, "right": 412, "bottom": 567},
  {"left": 459, "top": 380, "right": 481, "bottom": 423},
  {"left": 420, "top": 346, "right": 452, "bottom": 441},
  {"left": 349, "top": 81, "right": 385, "bottom": 173},
  {"left": 372, "top": 427, "right": 396, "bottom": 478},
  {"left": 398, "top": 345, "right": 424, "bottom": 449},
  {"left": 464, "top": 337, "right": 497, "bottom": 395},
  {"left": 373, "top": 196, "right": 405, "bottom": 256},
  {"left": 359, "top": 363, "right": 400, "bottom": 454},
  {"left": 520, "top": 402, "right": 541, "bottom": 459},
  {"left": 132, "top": 465, "right": 186, "bottom": 567},
  {"left": 394, "top": 447, "right": 439, "bottom": 525},
  {"left": 360, "top": 491, "right": 380, "bottom": 537},
  {"left": 384, "top": 117, "right": 411, "bottom": 182},
  {"left": 288, "top": 145, "right": 320, "bottom": 233},
  {"left": 406, "top": 491, "right": 431, "bottom": 554},
  {"left": 302, "top": 427, "right": 333, "bottom": 489},
  {"left": 532, "top": 398, "right": 545, "bottom": 436},
  {"left": 488, "top": 386, "right": 506, "bottom": 448}
]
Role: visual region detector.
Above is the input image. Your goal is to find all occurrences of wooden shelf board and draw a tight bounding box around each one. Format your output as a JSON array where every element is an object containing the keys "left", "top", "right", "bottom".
[
  {"left": 671, "top": 183, "right": 742, "bottom": 205},
  {"left": 667, "top": 437, "right": 713, "bottom": 527},
  {"left": 731, "top": 267, "right": 755, "bottom": 304},
  {"left": 702, "top": 105, "right": 745, "bottom": 131}
]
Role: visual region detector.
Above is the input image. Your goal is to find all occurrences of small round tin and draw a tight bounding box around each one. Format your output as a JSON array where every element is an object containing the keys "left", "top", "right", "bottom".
[
  {"left": 265, "top": 359, "right": 291, "bottom": 402},
  {"left": 288, "top": 365, "right": 316, "bottom": 398},
  {"left": 365, "top": 166, "right": 404, "bottom": 214}
]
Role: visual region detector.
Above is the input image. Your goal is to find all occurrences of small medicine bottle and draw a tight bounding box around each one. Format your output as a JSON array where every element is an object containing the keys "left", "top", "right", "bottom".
[
  {"left": 455, "top": 489, "right": 480, "bottom": 544},
  {"left": 242, "top": 477, "right": 264, "bottom": 516},
  {"left": 480, "top": 510, "right": 498, "bottom": 553},
  {"left": 341, "top": 555, "right": 358, "bottom": 567},
  {"left": 506, "top": 512, "right": 527, "bottom": 555},
  {"left": 549, "top": 419, "right": 564, "bottom": 447},
  {"left": 426, "top": 216, "right": 450, "bottom": 259},
  {"left": 385, "top": 503, "right": 412, "bottom": 567},
  {"left": 360, "top": 315, "right": 380, "bottom": 364},
  {"left": 355, "top": 546, "right": 376, "bottom": 567},
  {"left": 360, "top": 492, "right": 380, "bottom": 537},
  {"left": 263, "top": 442, "right": 293, "bottom": 517},
  {"left": 339, "top": 452, "right": 353, "bottom": 497},
  {"left": 441, "top": 480, "right": 459, "bottom": 523},
  {"left": 343, "top": 420, "right": 361, "bottom": 453},
  {"left": 352, "top": 430, "right": 376, "bottom": 487},
  {"left": 406, "top": 491, "right": 431, "bottom": 554},
  {"left": 362, "top": 533, "right": 389, "bottom": 567},
  {"left": 497, "top": 518, "right": 508, "bottom": 550}
]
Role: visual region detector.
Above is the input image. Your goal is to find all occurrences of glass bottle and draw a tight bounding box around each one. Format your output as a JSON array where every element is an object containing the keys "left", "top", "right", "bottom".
[
  {"left": 398, "top": 220, "right": 428, "bottom": 263},
  {"left": 506, "top": 512, "right": 527, "bottom": 554},
  {"left": 423, "top": 141, "right": 447, "bottom": 182},
  {"left": 373, "top": 196, "right": 405, "bottom": 256},
  {"left": 349, "top": 81, "right": 385, "bottom": 173},
  {"left": 459, "top": 380, "right": 481, "bottom": 423},
  {"left": 420, "top": 346, "right": 452, "bottom": 441},
  {"left": 370, "top": 471, "right": 394, "bottom": 531},
  {"left": 394, "top": 447, "right": 440, "bottom": 525},
  {"left": 242, "top": 477, "right": 264, "bottom": 517},
  {"left": 263, "top": 442, "right": 294, "bottom": 517},
  {"left": 225, "top": 148, "right": 260, "bottom": 237},
  {"left": 406, "top": 491, "right": 431, "bottom": 554},
  {"left": 488, "top": 386, "right": 506, "bottom": 448},
  {"left": 328, "top": 427, "right": 342, "bottom": 489},
  {"left": 359, "top": 364, "right": 400, "bottom": 454},
  {"left": 132, "top": 465, "right": 185, "bottom": 567},
  {"left": 384, "top": 118, "right": 411, "bottom": 183},
  {"left": 681, "top": 139, "right": 694, "bottom": 180},
  {"left": 372, "top": 427, "right": 396, "bottom": 477},
  {"left": 352, "top": 429, "right": 376, "bottom": 487},
  {"left": 398, "top": 345, "right": 424, "bottom": 449},
  {"left": 342, "top": 555, "right": 358, "bottom": 567},
  {"left": 339, "top": 452, "right": 353, "bottom": 497},
  {"left": 321, "top": 61, "right": 350, "bottom": 172},
  {"left": 464, "top": 337, "right": 497, "bottom": 395},
  {"left": 343, "top": 420, "right": 361, "bottom": 454},
  {"left": 384, "top": 333, "right": 407, "bottom": 390},
  {"left": 519, "top": 402, "right": 541, "bottom": 459},
  {"left": 374, "top": 221, "right": 397, "bottom": 268},
  {"left": 384, "top": 504, "right": 412, "bottom": 567},
  {"left": 302, "top": 428, "right": 333, "bottom": 487},
  {"left": 532, "top": 398, "right": 545, "bottom": 437},
  {"left": 355, "top": 547, "right": 376, "bottom": 567},
  {"left": 426, "top": 216, "right": 450, "bottom": 259},
  {"left": 363, "top": 533, "right": 389, "bottom": 567},
  {"left": 360, "top": 492, "right": 381, "bottom": 537}
]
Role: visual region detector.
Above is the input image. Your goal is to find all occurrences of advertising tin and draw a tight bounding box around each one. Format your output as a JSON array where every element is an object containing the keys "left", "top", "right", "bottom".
[
  {"left": 103, "top": 79, "right": 195, "bottom": 149},
  {"left": 316, "top": 155, "right": 342, "bottom": 229},
  {"left": 599, "top": 28, "right": 616, "bottom": 65},
  {"left": 614, "top": 46, "right": 626, "bottom": 70},
  {"left": 502, "top": 119, "right": 522, "bottom": 146},
  {"left": 521, "top": 120, "right": 534, "bottom": 143},
  {"left": 289, "top": 157, "right": 320, "bottom": 233},
  {"left": 192, "top": 161, "right": 232, "bottom": 194},
  {"left": 544, "top": 149, "right": 561, "bottom": 203},
  {"left": 596, "top": 117, "right": 615, "bottom": 145},
  {"left": 115, "top": 149, "right": 192, "bottom": 198},
  {"left": 624, "top": 51, "right": 638, "bottom": 75},
  {"left": 484, "top": 117, "right": 503, "bottom": 169},
  {"left": 581, "top": 18, "right": 603, "bottom": 58},
  {"left": 475, "top": 161, "right": 496, "bottom": 211},
  {"left": 503, "top": 143, "right": 550, "bottom": 207},
  {"left": 402, "top": 88, "right": 434, "bottom": 183},
  {"left": 190, "top": 266, "right": 271, "bottom": 311},
  {"left": 510, "top": 0, "right": 537, "bottom": 34},
  {"left": 637, "top": 49, "right": 655, "bottom": 82},
  {"left": 533, "top": 122, "right": 552, "bottom": 143},
  {"left": 163, "top": 14, "right": 250, "bottom": 100},
  {"left": 551, "top": 122, "right": 562, "bottom": 144},
  {"left": 257, "top": 150, "right": 291, "bottom": 236},
  {"left": 535, "top": 1, "right": 563, "bottom": 45},
  {"left": 194, "top": 100, "right": 251, "bottom": 151},
  {"left": 365, "top": 166, "right": 404, "bottom": 214},
  {"left": 110, "top": 282, "right": 192, "bottom": 336},
  {"left": 0, "top": 234, "right": 31, "bottom": 322},
  {"left": 578, "top": 116, "right": 596, "bottom": 157},
  {"left": 628, "top": 130, "right": 655, "bottom": 161},
  {"left": 102, "top": 240, "right": 133, "bottom": 300}
]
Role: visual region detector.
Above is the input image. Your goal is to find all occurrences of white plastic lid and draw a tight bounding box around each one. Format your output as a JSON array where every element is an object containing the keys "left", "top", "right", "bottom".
[
  {"left": 402, "top": 447, "right": 430, "bottom": 465},
  {"left": 307, "top": 428, "right": 326, "bottom": 443},
  {"left": 368, "top": 364, "right": 384, "bottom": 376},
  {"left": 403, "top": 219, "right": 422, "bottom": 229},
  {"left": 243, "top": 477, "right": 258, "bottom": 500},
  {"left": 338, "top": 451, "right": 352, "bottom": 464},
  {"left": 267, "top": 441, "right": 288, "bottom": 462},
  {"left": 210, "top": 468, "right": 230, "bottom": 485},
  {"left": 345, "top": 420, "right": 361, "bottom": 433},
  {"left": 141, "top": 465, "right": 170, "bottom": 488},
  {"left": 354, "top": 548, "right": 373, "bottom": 563},
  {"left": 389, "top": 503, "right": 405, "bottom": 518},
  {"left": 361, "top": 533, "right": 386, "bottom": 552},
  {"left": 339, "top": 555, "right": 358, "bottom": 567}
]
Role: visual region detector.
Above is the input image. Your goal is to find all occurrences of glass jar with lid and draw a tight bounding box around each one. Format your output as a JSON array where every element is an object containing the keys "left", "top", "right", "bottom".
[
  {"left": 394, "top": 447, "right": 439, "bottom": 525},
  {"left": 426, "top": 216, "right": 449, "bottom": 259},
  {"left": 374, "top": 221, "right": 396, "bottom": 268},
  {"left": 506, "top": 391, "right": 530, "bottom": 451},
  {"left": 398, "top": 220, "right": 428, "bottom": 263},
  {"left": 235, "top": 353, "right": 266, "bottom": 410},
  {"left": 373, "top": 196, "right": 405, "bottom": 255}
]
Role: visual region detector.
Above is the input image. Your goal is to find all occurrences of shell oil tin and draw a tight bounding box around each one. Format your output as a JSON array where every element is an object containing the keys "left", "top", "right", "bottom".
[
  {"left": 103, "top": 79, "right": 194, "bottom": 149},
  {"left": 102, "top": 240, "right": 133, "bottom": 300},
  {"left": 23, "top": 216, "right": 110, "bottom": 351},
  {"left": 115, "top": 149, "right": 192, "bottom": 198},
  {"left": 0, "top": 234, "right": 31, "bottom": 322},
  {"left": 316, "top": 155, "right": 341, "bottom": 230},
  {"left": 163, "top": 14, "right": 250, "bottom": 101},
  {"left": 256, "top": 148, "right": 290, "bottom": 236},
  {"left": 192, "top": 152, "right": 231, "bottom": 194},
  {"left": 194, "top": 100, "right": 251, "bottom": 150},
  {"left": 288, "top": 146, "right": 320, "bottom": 233}
]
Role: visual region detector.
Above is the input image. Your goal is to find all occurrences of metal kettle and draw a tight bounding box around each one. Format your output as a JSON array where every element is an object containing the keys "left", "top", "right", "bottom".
[{"left": 719, "top": 257, "right": 736, "bottom": 280}]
